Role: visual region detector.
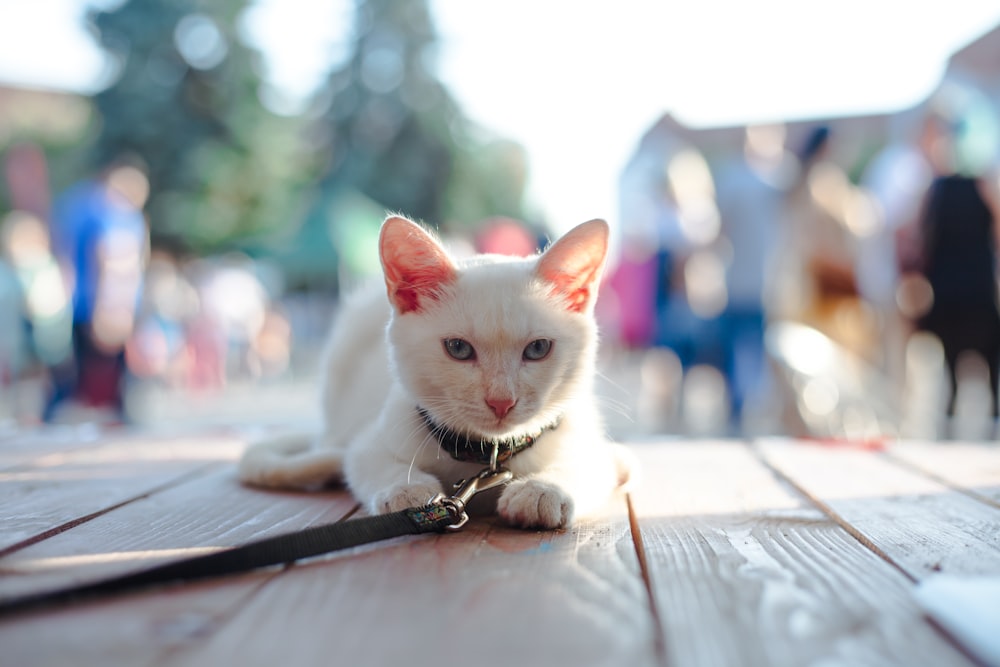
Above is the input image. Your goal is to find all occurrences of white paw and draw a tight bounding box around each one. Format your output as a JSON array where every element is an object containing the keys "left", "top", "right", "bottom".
[
  {"left": 497, "top": 479, "right": 574, "bottom": 529},
  {"left": 372, "top": 483, "right": 443, "bottom": 514}
]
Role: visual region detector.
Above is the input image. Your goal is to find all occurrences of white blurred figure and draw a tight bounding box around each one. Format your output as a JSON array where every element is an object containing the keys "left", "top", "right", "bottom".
[
  {"left": 0, "top": 211, "right": 74, "bottom": 423},
  {"left": 196, "top": 255, "right": 269, "bottom": 380}
]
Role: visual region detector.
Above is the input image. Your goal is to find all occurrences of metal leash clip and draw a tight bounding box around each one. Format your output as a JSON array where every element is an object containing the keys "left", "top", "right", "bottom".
[{"left": 431, "top": 444, "right": 513, "bottom": 531}]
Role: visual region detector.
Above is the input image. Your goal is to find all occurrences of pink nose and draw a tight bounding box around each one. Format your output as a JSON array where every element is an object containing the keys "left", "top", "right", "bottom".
[{"left": 486, "top": 398, "right": 516, "bottom": 418}]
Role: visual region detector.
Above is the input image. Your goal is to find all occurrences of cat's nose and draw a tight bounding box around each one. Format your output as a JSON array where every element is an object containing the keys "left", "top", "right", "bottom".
[{"left": 486, "top": 397, "right": 517, "bottom": 418}]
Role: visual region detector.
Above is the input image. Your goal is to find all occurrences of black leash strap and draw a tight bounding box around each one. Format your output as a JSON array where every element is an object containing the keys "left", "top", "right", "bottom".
[
  {"left": 1, "top": 464, "right": 513, "bottom": 618},
  {"left": 0, "top": 501, "right": 457, "bottom": 618}
]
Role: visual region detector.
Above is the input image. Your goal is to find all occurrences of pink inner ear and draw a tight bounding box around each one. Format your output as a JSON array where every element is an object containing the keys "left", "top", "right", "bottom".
[
  {"left": 380, "top": 216, "right": 456, "bottom": 314},
  {"left": 536, "top": 219, "right": 609, "bottom": 314},
  {"left": 542, "top": 272, "right": 594, "bottom": 314},
  {"left": 389, "top": 263, "right": 455, "bottom": 314}
]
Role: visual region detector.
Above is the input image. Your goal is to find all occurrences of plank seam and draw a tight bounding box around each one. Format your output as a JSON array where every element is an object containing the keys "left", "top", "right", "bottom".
[
  {"left": 750, "top": 445, "right": 919, "bottom": 584},
  {"left": 155, "top": 573, "right": 287, "bottom": 665},
  {"left": 626, "top": 492, "right": 669, "bottom": 667},
  {"left": 0, "top": 463, "right": 220, "bottom": 560},
  {"left": 880, "top": 450, "right": 1000, "bottom": 511}
]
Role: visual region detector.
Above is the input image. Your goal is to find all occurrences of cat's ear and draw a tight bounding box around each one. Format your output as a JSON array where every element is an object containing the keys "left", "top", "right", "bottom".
[
  {"left": 535, "top": 219, "right": 609, "bottom": 313},
  {"left": 379, "top": 215, "right": 457, "bottom": 314}
]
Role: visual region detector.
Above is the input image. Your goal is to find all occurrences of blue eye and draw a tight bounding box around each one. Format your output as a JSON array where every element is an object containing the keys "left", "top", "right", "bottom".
[
  {"left": 443, "top": 338, "right": 475, "bottom": 361},
  {"left": 523, "top": 338, "right": 552, "bottom": 361}
]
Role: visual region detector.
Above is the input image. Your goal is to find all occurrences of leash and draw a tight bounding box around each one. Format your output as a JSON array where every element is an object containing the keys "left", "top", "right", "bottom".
[{"left": 0, "top": 463, "right": 512, "bottom": 617}]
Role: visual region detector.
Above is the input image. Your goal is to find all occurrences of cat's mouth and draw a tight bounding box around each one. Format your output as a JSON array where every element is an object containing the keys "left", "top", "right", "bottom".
[{"left": 475, "top": 411, "right": 543, "bottom": 439}]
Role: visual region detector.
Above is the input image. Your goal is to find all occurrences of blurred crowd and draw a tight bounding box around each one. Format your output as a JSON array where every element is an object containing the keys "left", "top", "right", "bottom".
[
  {"left": 606, "top": 95, "right": 1000, "bottom": 440},
  {"left": 3, "top": 93, "right": 1000, "bottom": 440},
  {"left": 0, "top": 147, "right": 301, "bottom": 425}
]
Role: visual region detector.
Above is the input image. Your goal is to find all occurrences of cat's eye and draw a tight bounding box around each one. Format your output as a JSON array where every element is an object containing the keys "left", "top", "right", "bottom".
[
  {"left": 523, "top": 338, "right": 552, "bottom": 361},
  {"left": 443, "top": 338, "right": 475, "bottom": 361}
]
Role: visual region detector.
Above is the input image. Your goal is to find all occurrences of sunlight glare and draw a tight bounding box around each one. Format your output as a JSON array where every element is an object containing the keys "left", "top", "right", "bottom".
[{"left": 10, "top": 547, "right": 222, "bottom": 573}]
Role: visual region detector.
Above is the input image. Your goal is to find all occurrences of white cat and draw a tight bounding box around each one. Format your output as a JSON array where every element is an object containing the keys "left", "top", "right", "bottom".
[{"left": 239, "top": 215, "right": 634, "bottom": 529}]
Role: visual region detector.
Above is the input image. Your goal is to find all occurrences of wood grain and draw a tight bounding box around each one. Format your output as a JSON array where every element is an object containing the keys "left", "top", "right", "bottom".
[
  {"left": 4, "top": 434, "right": 995, "bottom": 667},
  {"left": 756, "top": 438, "right": 1000, "bottom": 579},
  {"left": 0, "top": 465, "right": 356, "bottom": 599},
  {"left": 630, "top": 441, "right": 975, "bottom": 667},
  {"left": 2, "top": 573, "right": 281, "bottom": 667},
  {"left": 0, "top": 459, "right": 358, "bottom": 667},
  {"left": 0, "top": 435, "right": 245, "bottom": 553},
  {"left": 158, "top": 514, "right": 658, "bottom": 667},
  {"left": 886, "top": 440, "right": 1000, "bottom": 505},
  {"left": 0, "top": 425, "right": 105, "bottom": 469}
]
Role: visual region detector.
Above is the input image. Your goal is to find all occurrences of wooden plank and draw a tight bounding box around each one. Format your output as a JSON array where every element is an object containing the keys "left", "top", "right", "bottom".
[
  {"left": 0, "top": 434, "right": 245, "bottom": 554},
  {"left": 0, "top": 457, "right": 359, "bottom": 667},
  {"left": 886, "top": 440, "right": 1000, "bottom": 505},
  {"left": 1, "top": 573, "right": 281, "bottom": 667},
  {"left": 0, "top": 425, "right": 106, "bottom": 469},
  {"left": 0, "top": 465, "right": 356, "bottom": 600},
  {"left": 156, "top": 510, "right": 658, "bottom": 667},
  {"left": 631, "top": 441, "right": 975, "bottom": 667},
  {"left": 756, "top": 438, "right": 1000, "bottom": 579},
  {"left": 0, "top": 481, "right": 648, "bottom": 667}
]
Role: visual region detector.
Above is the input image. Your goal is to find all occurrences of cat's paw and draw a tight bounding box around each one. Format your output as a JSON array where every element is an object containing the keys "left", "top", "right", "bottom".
[
  {"left": 497, "top": 479, "right": 574, "bottom": 529},
  {"left": 372, "top": 483, "right": 443, "bottom": 514}
]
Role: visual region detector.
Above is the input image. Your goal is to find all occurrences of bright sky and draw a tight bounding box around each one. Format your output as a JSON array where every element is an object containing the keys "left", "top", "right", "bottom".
[{"left": 1, "top": 0, "right": 1000, "bottom": 231}]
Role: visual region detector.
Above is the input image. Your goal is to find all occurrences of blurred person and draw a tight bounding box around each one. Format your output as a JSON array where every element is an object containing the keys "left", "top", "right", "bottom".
[
  {"left": 0, "top": 234, "right": 28, "bottom": 391},
  {"left": 860, "top": 113, "right": 939, "bottom": 389},
  {"left": 194, "top": 255, "right": 270, "bottom": 381},
  {"left": 648, "top": 147, "right": 731, "bottom": 434},
  {"left": 770, "top": 126, "right": 876, "bottom": 359},
  {"left": 474, "top": 216, "right": 542, "bottom": 257},
  {"left": 713, "top": 125, "right": 791, "bottom": 427},
  {"left": 652, "top": 147, "right": 726, "bottom": 371},
  {"left": 249, "top": 307, "right": 292, "bottom": 379},
  {"left": 44, "top": 160, "right": 149, "bottom": 422},
  {"left": 3, "top": 142, "right": 51, "bottom": 221},
  {"left": 1, "top": 143, "right": 62, "bottom": 421},
  {"left": 126, "top": 250, "right": 201, "bottom": 387},
  {"left": 909, "top": 114, "right": 1000, "bottom": 423},
  {"left": 612, "top": 124, "right": 691, "bottom": 350},
  {"left": 0, "top": 212, "right": 73, "bottom": 375}
]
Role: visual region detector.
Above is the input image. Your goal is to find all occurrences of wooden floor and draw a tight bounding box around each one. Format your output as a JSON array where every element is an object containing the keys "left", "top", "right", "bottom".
[{"left": 1, "top": 427, "right": 998, "bottom": 667}]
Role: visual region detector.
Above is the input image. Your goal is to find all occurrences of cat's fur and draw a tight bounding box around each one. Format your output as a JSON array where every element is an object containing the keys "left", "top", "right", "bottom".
[{"left": 239, "top": 215, "right": 634, "bottom": 528}]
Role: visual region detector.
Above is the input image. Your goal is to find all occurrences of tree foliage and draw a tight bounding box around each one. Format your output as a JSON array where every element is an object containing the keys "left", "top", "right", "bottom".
[
  {"left": 83, "top": 0, "right": 532, "bottom": 268},
  {"left": 88, "top": 0, "right": 307, "bottom": 252},
  {"left": 307, "top": 0, "right": 532, "bottom": 231}
]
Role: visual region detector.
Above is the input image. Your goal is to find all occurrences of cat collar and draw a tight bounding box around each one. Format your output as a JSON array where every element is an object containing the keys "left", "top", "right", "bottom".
[{"left": 416, "top": 407, "right": 561, "bottom": 466}]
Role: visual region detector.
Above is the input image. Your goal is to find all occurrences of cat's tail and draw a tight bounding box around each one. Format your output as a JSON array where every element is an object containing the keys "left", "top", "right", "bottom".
[{"left": 238, "top": 433, "right": 344, "bottom": 491}]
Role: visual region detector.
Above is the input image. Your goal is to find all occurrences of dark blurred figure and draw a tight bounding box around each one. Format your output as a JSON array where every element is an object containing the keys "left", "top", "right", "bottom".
[
  {"left": 912, "top": 116, "right": 1000, "bottom": 421},
  {"left": 44, "top": 161, "right": 149, "bottom": 423}
]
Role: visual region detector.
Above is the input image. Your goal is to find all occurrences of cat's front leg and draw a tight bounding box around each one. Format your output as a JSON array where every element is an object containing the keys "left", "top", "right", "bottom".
[
  {"left": 497, "top": 477, "right": 574, "bottom": 529},
  {"left": 343, "top": 432, "right": 443, "bottom": 514},
  {"left": 497, "top": 438, "right": 629, "bottom": 529},
  {"left": 371, "top": 475, "right": 443, "bottom": 514}
]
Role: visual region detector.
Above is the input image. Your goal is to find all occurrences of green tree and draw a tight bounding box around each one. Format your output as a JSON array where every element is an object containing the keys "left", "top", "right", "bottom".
[
  {"left": 310, "top": 0, "right": 455, "bottom": 225},
  {"left": 87, "top": 0, "right": 307, "bottom": 251},
  {"left": 309, "top": 0, "right": 534, "bottom": 230}
]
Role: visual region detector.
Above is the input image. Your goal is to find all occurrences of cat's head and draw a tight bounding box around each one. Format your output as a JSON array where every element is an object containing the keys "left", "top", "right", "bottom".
[{"left": 379, "top": 215, "right": 608, "bottom": 439}]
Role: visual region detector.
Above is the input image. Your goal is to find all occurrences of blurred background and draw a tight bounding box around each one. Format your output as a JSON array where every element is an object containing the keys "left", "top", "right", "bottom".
[{"left": 2, "top": 0, "right": 1000, "bottom": 441}]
